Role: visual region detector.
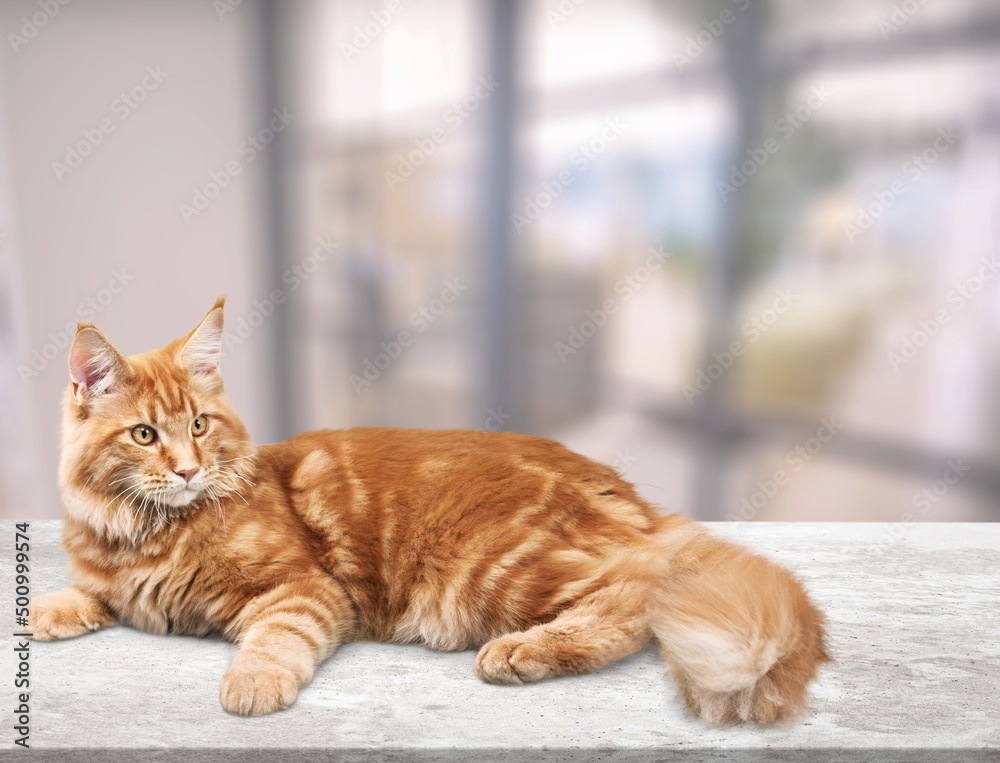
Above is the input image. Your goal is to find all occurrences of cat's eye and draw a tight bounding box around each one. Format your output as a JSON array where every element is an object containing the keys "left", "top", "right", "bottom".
[
  {"left": 131, "top": 425, "right": 157, "bottom": 446},
  {"left": 191, "top": 416, "right": 209, "bottom": 437}
]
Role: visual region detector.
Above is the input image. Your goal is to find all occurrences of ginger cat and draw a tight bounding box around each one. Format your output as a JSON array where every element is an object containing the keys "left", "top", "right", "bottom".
[{"left": 30, "top": 299, "right": 828, "bottom": 722}]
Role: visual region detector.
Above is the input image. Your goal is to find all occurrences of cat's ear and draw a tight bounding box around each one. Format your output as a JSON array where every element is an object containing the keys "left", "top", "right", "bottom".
[
  {"left": 180, "top": 297, "right": 225, "bottom": 378},
  {"left": 69, "top": 325, "right": 128, "bottom": 404}
]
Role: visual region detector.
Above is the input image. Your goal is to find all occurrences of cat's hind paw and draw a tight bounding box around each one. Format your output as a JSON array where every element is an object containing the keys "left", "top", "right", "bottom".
[{"left": 475, "top": 634, "right": 554, "bottom": 685}]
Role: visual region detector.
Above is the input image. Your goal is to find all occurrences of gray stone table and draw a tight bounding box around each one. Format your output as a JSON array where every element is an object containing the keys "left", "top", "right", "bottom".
[{"left": 2, "top": 521, "right": 998, "bottom": 762}]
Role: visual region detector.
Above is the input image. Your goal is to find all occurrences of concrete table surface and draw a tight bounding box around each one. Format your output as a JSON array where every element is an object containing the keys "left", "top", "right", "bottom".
[{"left": 2, "top": 520, "right": 998, "bottom": 762}]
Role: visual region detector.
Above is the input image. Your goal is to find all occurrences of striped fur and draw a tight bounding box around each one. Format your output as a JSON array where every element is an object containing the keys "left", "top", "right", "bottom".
[{"left": 30, "top": 301, "right": 829, "bottom": 721}]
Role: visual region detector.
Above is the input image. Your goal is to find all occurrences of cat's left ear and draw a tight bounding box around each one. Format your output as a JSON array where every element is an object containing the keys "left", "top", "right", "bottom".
[
  {"left": 69, "top": 325, "right": 129, "bottom": 403},
  {"left": 180, "top": 297, "right": 225, "bottom": 378}
]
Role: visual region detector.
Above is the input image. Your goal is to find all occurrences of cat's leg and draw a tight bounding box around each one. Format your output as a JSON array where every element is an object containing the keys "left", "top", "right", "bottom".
[
  {"left": 220, "top": 573, "right": 356, "bottom": 716},
  {"left": 475, "top": 579, "right": 652, "bottom": 685},
  {"left": 29, "top": 587, "right": 117, "bottom": 641}
]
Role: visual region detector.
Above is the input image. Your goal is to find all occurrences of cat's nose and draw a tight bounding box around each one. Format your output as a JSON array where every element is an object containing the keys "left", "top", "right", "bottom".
[{"left": 174, "top": 467, "right": 200, "bottom": 483}]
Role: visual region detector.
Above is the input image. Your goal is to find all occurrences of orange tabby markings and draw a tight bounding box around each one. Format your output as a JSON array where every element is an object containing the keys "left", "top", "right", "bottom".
[
  {"left": 291, "top": 449, "right": 334, "bottom": 490},
  {"left": 30, "top": 299, "right": 829, "bottom": 722},
  {"left": 337, "top": 442, "right": 370, "bottom": 517}
]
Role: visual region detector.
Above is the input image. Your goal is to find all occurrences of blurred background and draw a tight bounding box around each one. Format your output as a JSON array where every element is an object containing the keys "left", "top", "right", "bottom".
[{"left": 1, "top": 0, "right": 999, "bottom": 523}]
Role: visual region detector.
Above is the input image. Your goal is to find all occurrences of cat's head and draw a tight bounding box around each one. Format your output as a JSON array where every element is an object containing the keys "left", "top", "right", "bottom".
[{"left": 60, "top": 297, "right": 255, "bottom": 541}]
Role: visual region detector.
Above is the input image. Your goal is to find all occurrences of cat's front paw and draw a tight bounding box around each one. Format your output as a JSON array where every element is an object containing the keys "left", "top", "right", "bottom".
[
  {"left": 220, "top": 663, "right": 299, "bottom": 716},
  {"left": 29, "top": 589, "right": 114, "bottom": 641}
]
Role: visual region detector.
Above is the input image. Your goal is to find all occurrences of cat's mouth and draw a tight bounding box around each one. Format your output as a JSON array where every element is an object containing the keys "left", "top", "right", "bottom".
[{"left": 160, "top": 484, "right": 203, "bottom": 508}]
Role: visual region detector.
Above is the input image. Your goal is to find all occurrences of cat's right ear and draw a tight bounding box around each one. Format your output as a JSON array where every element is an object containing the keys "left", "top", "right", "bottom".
[
  {"left": 69, "top": 326, "right": 128, "bottom": 405},
  {"left": 180, "top": 297, "right": 225, "bottom": 379}
]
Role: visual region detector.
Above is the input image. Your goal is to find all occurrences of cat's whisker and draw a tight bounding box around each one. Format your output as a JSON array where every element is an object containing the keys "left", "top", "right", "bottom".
[
  {"left": 231, "top": 473, "right": 255, "bottom": 488},
  {"left": 214, "top": 506, "right": 225, "bottom": 532},
  {"left": 103, "top": 482, "right": 142, "bottom": 512},
  {"left": 150, "top": 486, "right": 164, "bottom": 511},
  {"left": 210, "top": 469, "right": 250, "bottom": 499},
  {"left": 204, "top": 484, "right": 229, "bottom": 533},
  {"left": 219, "top": 467, "right": 255, "bottom": 488},
  {"left": 230, "top": 484, "right": 251, "bottom": 506},
  {"left": 120, "top": 484, "right": 145, "bottom": 513},
  {"left": 104, "top": 487, "right": 134, "bottom": 511},
  {"left": 216, "top": 454, "right": 257, "bottom": 468},
  {"left": 137, "top": 487, "right": 153, "bottom": 518},
  {"left": 149, "top": 487, "right": 170, "bottom": 529},
  {"left": 213, "top": 479, "right": 250, "bottom": 507}
]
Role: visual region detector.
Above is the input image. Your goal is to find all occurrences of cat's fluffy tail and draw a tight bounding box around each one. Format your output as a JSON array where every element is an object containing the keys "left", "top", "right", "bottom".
[{"left": 645, "top": 518, "right": 829, "bottom": 725}]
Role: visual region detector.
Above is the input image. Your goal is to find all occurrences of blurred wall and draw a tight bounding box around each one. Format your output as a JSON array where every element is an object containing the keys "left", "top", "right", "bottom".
[
  {"left": 270, "top": 0, "right": 1000, "bottom": 523},
  {"left": 1, "top": 0, "right": 998, "bottom": 525},
  {"left": 0, "top": 0, "right": 274, "bottom": 519}
]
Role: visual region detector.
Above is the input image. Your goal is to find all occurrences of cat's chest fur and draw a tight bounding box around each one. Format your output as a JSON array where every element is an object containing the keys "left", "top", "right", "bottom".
[
  {"left": 66, "top": 528, "right": 220, "bottom": 636},
  {"left": 63, "top": 507, "right": 311, "bottom": 638}
]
